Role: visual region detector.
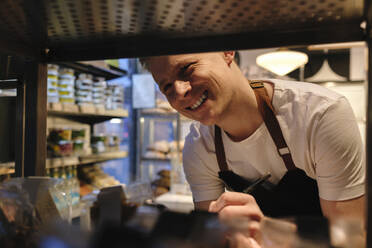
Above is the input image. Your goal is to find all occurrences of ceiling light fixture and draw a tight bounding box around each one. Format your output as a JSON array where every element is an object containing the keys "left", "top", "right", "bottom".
[{"left": 256, "top": 50, "right": 309, "bottom": 76}]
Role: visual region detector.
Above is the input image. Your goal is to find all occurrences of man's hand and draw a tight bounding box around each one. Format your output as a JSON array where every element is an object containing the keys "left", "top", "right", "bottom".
[
  {"left": 208, "top": 192, "right": 264, "bottom": 246},
  {"left": 209, "top": 192, "right": 264, "bottom": 221}
]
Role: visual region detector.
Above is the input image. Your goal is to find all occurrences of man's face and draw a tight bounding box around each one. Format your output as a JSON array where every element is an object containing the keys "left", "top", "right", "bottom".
[{"left": 147, "top": 52, "right": 236, "bottom": 125}]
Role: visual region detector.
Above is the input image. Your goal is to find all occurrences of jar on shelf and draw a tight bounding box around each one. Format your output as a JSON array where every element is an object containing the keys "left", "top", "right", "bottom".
[
  {"left": 105, "top": 85, "right": 124, "bottom": 110},
  {"left": 47, "top": 64, "right": 60, "bottom": 103},
  {"left": 91, "top": 134, "right": 106, "bottom": 154},
  {"left": 75, "top": 73, "right": 93, "bottom": 105},
  {"left": 58, "top": 68, "right": 76, "bottom": 104},
  {"left": 92, "top": 77, "right": 106, "bottom": 108}
]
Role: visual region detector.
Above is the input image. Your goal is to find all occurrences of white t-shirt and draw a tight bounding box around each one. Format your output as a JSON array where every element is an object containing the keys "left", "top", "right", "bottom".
[{"left": 183, "top": 79, "right": 365, "bottom": 203}]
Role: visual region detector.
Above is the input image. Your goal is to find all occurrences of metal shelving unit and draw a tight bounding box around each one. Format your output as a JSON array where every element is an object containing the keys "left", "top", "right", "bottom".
[
  {"left": 137, "top": 110, "right": 181, "bottom": 181},
  {"left": 0, "top": 0, "right": 371, "bottom": 244},
  {"left": 46, "top": 62, "right": 129, "bottom": 171}
]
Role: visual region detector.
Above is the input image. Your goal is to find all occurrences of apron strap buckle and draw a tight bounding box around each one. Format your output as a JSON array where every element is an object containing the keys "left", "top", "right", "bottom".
[{"left": 278, "top": 147, "right": 290, "bottom": 156}]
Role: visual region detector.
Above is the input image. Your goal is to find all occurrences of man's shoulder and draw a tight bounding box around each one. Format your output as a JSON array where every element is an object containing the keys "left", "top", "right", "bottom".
[{"left": 269, "top": 78, "right": 343, "bottom": 101}]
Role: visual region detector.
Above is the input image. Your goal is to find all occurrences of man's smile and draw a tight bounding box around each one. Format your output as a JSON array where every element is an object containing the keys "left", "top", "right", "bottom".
[{"left": 187, "top": 91, "right": 208, "bottom": 111}]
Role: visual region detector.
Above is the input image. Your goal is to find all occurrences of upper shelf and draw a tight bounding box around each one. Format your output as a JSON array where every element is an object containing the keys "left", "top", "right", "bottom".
[
  {"left": 55, "top": 62, "right": 127, "bottom": 80},
  {"left": 48, "top": 103, "right": 128, "bottom": 124},
  {"left": 46, "top": 150, "right": 128, "bottom": 168},
  {"left": 0, "top": 0, "right": 367, "bottom": 61}
]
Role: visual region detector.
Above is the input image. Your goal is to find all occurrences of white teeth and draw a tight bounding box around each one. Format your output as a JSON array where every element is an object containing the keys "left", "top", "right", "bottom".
[{"left": 190, "top": 93, "right": 207, "bottom": 110}]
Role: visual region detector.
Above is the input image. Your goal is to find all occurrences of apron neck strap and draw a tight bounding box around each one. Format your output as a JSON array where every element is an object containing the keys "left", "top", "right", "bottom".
[
  {"left": 214, "top": 80, "right": 296, "bottom": 172},
  {"left": 214, "top": 126, "right": 229, "bottom": 171}
]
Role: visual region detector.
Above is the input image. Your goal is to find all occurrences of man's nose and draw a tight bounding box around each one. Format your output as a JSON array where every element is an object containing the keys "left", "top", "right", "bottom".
[{"left": 174, "top": 80, "right": 191, "bottom": 98}]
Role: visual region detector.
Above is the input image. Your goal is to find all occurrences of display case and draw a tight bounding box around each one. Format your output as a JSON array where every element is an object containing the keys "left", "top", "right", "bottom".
[{"left": 137, "top": 110, "right": 180, "bottom": 181}]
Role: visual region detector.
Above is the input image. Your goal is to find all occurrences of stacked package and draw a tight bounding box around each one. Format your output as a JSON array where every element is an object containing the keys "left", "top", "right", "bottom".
[
  {"left": 47, "top": 64, "right": 59, "bottom": 103},
  {"left": 75, "top": 73, "right": 93, "bottom": 106},
  {"left": 92, "top": 77, "right": 106, "bottom": 108},
  {"left": 46, "top": 65, "right": 125, "bottom": 111},
  {"left": 58, "top": 68, "right": 75, "bottom": 104},
  {"left": 105, "top": 85, "right": 124, "bottom": 110}
]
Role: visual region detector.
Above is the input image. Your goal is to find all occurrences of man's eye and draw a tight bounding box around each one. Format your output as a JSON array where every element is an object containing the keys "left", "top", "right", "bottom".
[{"left": 180, "top": 62, "right": 195, "bottom": 75}]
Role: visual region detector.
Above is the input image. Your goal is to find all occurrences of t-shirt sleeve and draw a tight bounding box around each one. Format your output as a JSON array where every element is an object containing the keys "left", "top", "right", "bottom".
[
  {"left": 182, "top": 124, "right": 225, "bottom": 202},
  {"left": 313, "top": 97, "right": 365, "bottom": 201}
]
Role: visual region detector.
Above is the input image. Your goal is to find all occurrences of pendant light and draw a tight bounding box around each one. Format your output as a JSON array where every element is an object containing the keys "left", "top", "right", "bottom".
[{"left": 256, "top": 50, "right": 309, "bottom": 76}]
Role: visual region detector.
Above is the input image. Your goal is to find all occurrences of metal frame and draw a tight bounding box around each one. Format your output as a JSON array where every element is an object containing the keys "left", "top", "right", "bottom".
[
  {"left": 0, "top": 79, "right": 25, "bottom": 177},
  {"left": 23, "top": 62, "right": 47, "bottom": 177},
  {"left": 46, "top": 23, "right": 365, "bottom": 61}
]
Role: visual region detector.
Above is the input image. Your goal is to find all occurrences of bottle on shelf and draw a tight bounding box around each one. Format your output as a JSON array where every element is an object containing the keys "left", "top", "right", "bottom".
[{"left": 71, "top": 165, "right": 80, "bottom": 206}]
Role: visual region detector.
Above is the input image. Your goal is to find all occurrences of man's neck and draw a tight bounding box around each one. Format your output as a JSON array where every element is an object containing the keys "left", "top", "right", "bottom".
[{"left": 218, "top": 82, "right": 273, "bottom": 142}]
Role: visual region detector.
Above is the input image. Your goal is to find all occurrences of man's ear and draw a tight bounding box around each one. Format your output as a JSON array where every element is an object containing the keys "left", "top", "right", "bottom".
[{"left": 223, "top": 51, "right": 235, "bottom": 66}]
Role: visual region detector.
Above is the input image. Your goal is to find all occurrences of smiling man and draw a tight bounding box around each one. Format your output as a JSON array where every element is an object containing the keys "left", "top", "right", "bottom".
[{"left": 142, "top": 51, "right": 365, "bottom": 246}]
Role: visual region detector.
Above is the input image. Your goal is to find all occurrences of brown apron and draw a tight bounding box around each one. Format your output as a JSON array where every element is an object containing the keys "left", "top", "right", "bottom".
[{"left": 214, "top": 80, "right": 322, "bottom": 217}]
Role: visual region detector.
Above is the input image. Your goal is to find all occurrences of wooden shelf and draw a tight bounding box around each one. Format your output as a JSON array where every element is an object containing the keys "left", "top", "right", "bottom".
[
  {"left": 48, "top": 103, "right": 128, "bottom": 117},
  {"left": 79, "top": 150, "right": 128, "bottom": 165},
  {"left": 46, "top": 150, "right": 128, "bottom": 168},
  {"left": 46, "top": 156, "right": 79, "bottom": 168},
  {"left": 47, "top": 103, "right": 128, "bottom": 124}
]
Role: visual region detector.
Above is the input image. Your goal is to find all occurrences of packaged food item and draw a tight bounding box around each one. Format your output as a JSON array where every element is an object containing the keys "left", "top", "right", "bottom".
[
  {"left": 75, "top": 73, "right": 93, "bottom": 105},
  {"left": 58, "top": 90, "right": 75, "bottom": 98},
  {"left": 72, "top": 129, "right": 85, "bottom": 140},
  {"left": 91, "top": 135, "right": 106, "bottom": 153},
  {"left": 59, "top": 68, "right": 75, "bottom": 80},
  {"left": 59, "top": 97, "right": 75, "bottom": 104},
  {"left": 48, "top": 129, "right": 72, "bottom": 142},
  {"left": 73, "top": 140, "right": 84, "bottom": 152},
  {"left": 56, "top": 68, "right": 75, "bottom": 104},
  {"left": 108, "top": 135, "right": 120, "bottom": 147},
  {"left": 92, "top": 77, "right": 106, "bottom": 108},
  {"left": 58, "top": 78, "right": 75, "bottom": 86},
  {"left": 48, "top": 64, "right": 59, "bottom": 76},
  {"left": 48, "top": 140, "right": 73, "bottom": 157},
  {"left": 93, "top": 77, "right": 107, "bottom": 88},
  {"left": 76, "top": 96, "right": 93, "bottom": 103},
  {"left": 75, "top": 89, "right": 90, "bottom": 97},
  {"left": 105, "top": 85, "right": 124, "bottom": 110},
  {"left": 48, "top": 64, "right": 60, "bottom": 103},
  {"left": 47, "top": 88, "right": 58, "bottom": 95}
]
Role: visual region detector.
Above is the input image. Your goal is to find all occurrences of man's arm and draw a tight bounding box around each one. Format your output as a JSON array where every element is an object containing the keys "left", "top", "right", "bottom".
[
  {"left": 320, "top": 195, "right": 366, "bottom": 246},
  {"left": 320, "top": 195, "right": 366, "bottom": 228}
]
